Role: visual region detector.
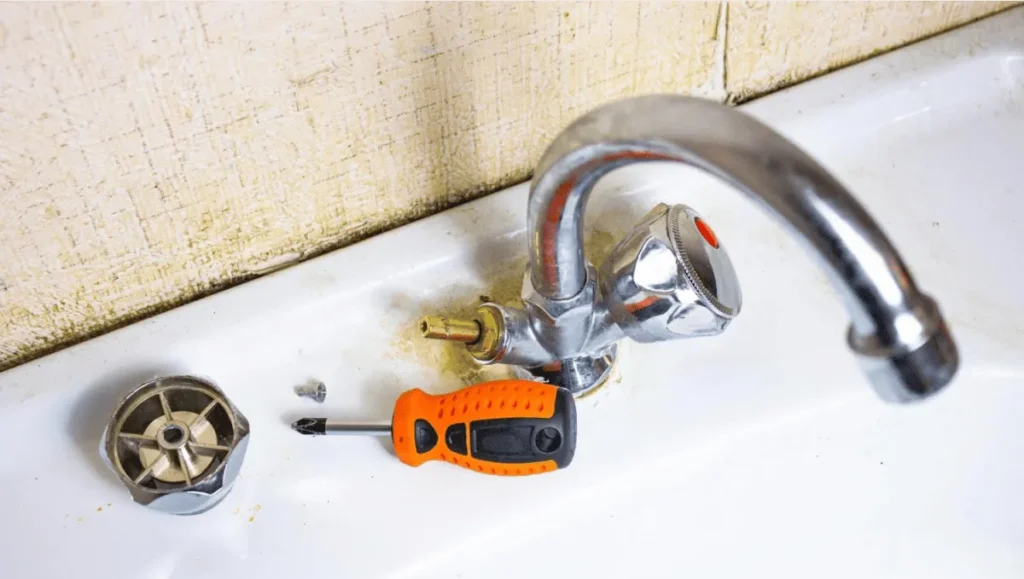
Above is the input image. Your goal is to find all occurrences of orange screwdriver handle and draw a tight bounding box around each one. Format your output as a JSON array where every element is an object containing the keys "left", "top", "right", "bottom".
[{"left": 390, "top": 380, "right": 576, "bottom": 476}]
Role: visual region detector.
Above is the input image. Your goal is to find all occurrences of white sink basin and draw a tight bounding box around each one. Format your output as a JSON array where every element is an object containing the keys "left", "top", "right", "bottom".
[{"left": 2, "top": 10, "right": 1023, "bottom": 578}]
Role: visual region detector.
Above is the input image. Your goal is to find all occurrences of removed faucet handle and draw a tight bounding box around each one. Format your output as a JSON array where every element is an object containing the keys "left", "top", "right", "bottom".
[{"left": 599, "top": 203, "right": 742, "bottom": 343}]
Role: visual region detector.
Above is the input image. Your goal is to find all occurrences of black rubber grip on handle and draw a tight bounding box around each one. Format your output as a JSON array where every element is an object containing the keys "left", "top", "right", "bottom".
[{"left": 468, "top": 387, "right": 576, "bottom": 467}]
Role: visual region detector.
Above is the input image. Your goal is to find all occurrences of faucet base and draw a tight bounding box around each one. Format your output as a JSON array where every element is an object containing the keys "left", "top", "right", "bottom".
[{"left": 525, "top": 344, "right": 617, "bottom": 398}]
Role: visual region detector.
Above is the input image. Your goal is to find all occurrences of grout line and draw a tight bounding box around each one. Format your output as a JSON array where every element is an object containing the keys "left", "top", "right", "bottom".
[{"left": 717, "top": 0, "right": 731, "bottom": 103}]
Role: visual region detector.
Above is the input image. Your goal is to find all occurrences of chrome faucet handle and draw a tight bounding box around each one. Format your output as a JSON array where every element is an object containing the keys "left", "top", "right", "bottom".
[{"left": 599, "top": 203, "right": 741, "bottom": 343}]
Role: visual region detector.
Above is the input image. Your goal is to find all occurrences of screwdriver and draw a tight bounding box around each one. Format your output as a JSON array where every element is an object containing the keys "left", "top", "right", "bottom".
[{"left": 291, "top": 380, "right": 576, "bottom": 476}]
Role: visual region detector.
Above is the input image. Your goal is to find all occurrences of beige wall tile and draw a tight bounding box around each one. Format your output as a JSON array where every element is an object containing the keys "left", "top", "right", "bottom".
[{"left": 726, "top": 1, "right": 1014, "bottom": 101}]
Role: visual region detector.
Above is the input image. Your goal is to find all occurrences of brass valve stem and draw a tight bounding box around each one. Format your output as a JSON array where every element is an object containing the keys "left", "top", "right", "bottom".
[
  {"left": 418, "top": 306, "right": 506, "bottom": 363},
  {"left": 419, "top": 316, "right": 481, "bottom": 343}
]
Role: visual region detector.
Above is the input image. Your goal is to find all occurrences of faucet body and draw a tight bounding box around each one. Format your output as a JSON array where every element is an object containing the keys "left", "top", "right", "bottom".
[{"left": 424, "top": 95, "right": 958, "bottom": 402}]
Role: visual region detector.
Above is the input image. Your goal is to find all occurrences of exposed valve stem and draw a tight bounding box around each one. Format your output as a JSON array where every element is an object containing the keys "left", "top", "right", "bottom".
[
  {"left": 417, "top": 306, "right": 506, "bottom": 363},
  {"left": 419, "top": 315, "right": 481, "bottom": 343}
]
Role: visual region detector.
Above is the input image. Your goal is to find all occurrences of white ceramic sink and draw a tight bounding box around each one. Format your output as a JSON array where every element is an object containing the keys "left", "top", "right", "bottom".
[{"left": 2, "top": 10, "right": 1023, "bottom": 579}]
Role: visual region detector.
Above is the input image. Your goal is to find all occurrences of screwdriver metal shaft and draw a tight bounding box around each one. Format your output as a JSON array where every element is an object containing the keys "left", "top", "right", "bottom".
[{"left": 291, "top": 418, "right": 391, "bottom": 436}]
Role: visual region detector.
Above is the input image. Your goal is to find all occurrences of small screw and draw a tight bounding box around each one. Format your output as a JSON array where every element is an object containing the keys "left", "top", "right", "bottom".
[{"left": 295, "top": 381, "right": 327, "bottom": 403}]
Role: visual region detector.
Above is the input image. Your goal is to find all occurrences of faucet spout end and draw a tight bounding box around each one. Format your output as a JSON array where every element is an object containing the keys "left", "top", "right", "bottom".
[{"left": 851, "top": 297, "right": 958, "bottom": 403}]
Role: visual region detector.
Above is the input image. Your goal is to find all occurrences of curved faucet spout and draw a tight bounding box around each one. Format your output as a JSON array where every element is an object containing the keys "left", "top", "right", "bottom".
[{"left": 526, "top": 95, "right": 958, "bottom": 402}]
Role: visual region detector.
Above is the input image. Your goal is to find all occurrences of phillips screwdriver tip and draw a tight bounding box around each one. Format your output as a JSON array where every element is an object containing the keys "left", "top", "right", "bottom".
[{"left": 291, "top": 418, "right": 327, "bottom": 436}]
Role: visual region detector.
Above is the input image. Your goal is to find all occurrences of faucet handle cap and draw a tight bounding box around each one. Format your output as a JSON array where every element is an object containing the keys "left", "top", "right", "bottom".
[
  {"left": 599, "top": 203, "right": 742, "bottom": 343},
  {"left": 665, "top": 204, "right": 742, "bottom": 318}
]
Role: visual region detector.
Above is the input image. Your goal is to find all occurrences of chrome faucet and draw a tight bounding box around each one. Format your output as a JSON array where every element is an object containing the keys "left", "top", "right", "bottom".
[{"left": 421, "top": 95, "right": 958, "bottom": 402}]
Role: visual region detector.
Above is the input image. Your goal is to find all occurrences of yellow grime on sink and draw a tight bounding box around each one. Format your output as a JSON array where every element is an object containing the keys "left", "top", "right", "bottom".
[
  {"left": 585, "top": 229, "right": 619, "bottom": 270},
  {"left": 390, "top": 256, "right": 527, "bottom": 389},
  {"left": 392, "top": 325, "right": 519, "bottom": 388}
]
